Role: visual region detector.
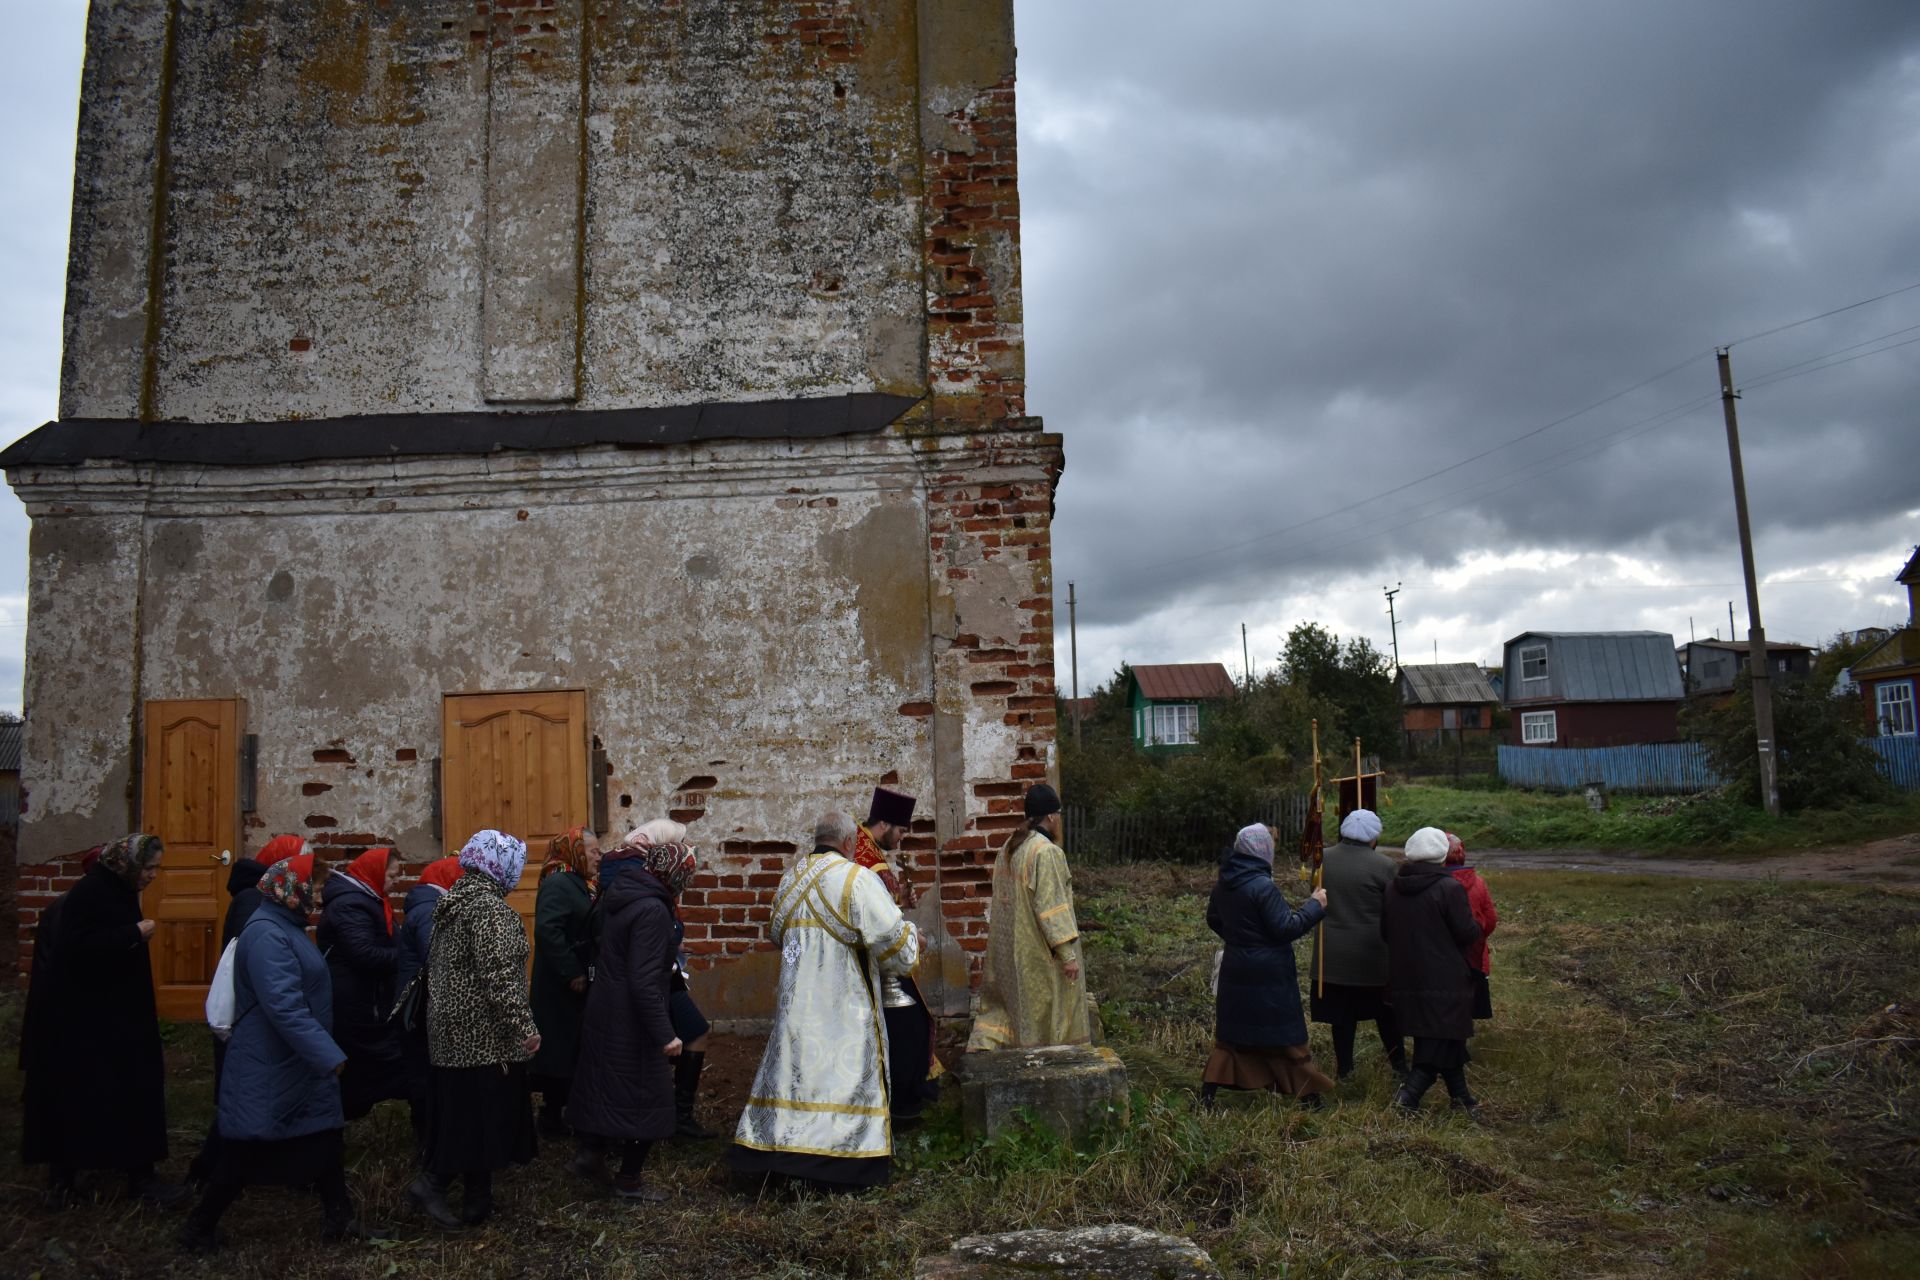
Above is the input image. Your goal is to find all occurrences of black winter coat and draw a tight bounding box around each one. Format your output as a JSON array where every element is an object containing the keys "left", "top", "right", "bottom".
[
  {"left": 36, "top": 864, "right": 168, "bottom": 1169},
  {"left": 568, "top": 869, "right": 677, "bottom": 1143},
  {"left": 394, "top": 882, "right": 443, "bottom": 998},
  {"left": 1207, "top": 849, "right": 1326, "bottom": 1048},
  {"left": 1381, "top": 862, "right": 1483, "bottom": 1041},
  {"left": 221, "top": 858, "right": 267, "bottom": 948},
  {"left": 316, "top": 871, "right": 405, "bottom": 1118},
  {"left": 19, "top": 891, "right": 70, "bottom": 1163}
]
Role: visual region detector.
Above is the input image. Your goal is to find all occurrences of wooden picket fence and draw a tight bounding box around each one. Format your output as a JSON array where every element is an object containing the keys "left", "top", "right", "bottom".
[{"left": 1063, "top": 793, "right": 1319, "bottom": 866}]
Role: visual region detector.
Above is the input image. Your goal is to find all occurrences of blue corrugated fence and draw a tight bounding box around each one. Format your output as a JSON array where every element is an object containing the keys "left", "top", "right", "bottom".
[
  {"left": 1868, "top": 735, "right": 1920, "bottom": 791},
  {"left": 1500, "top": 737, "right": 1920, "bottom": 793},
  {"left": 1498, "top": 743, "right": 1722, "bottom": 793}
]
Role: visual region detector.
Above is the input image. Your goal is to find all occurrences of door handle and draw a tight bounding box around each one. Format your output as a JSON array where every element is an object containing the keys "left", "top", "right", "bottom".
[{"left": 211, "top": 849, "right": 232, "bottom": 866}]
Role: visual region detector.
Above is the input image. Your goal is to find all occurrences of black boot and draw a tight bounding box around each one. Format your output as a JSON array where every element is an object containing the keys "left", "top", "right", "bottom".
[
  {"left": 45, "top": 1168, "right": 78, "bottom": 1211},
  {"left": 1393, "top": 1066, "right": 1438, "bottom": 1113},
  {"left": 127, "top": 1168, "right": 192, "bottom": 1210},
  {"left": 1443, "top": 1068, "right": 1481, "bottom": 1121},
  {"left": 460, "top": 1171, "right": 494, "bottom": 1227},
  {"left": 673, "top": 1052, "right": 718, "bottom": 1140},
  {"left": 406, "top": 1172, "right": 463, "bottom": 1230},
  {"left": 1198, "top": 1082, "right": 1219, "bottom": 1112}
]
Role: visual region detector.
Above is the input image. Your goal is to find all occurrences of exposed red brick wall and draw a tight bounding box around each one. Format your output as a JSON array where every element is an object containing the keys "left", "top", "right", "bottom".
[{"left": 14, "top": 849, "right": 92, "bottom": 988}]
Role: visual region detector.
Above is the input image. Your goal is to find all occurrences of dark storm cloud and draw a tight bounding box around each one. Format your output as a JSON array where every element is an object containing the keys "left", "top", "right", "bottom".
[{"left": 1016, "top": 1, "right": 1920, "bottom": 635}]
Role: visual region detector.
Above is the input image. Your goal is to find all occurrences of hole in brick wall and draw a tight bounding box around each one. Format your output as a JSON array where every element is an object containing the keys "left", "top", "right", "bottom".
[
  {"left": 879, "top": 770, "right": 900, "bottom": 785},
  {"left": 312, "top": 749, "right": 355, "bottom": 764},
  {"left": 833, "top": 81, "right": 846, "bottom": 98},
  {"left": 619, "top": 794, "right": 633, "bottom": 808},
  {"left": 515, "top": 509, "right": 529, "bottom": 521},
  {"left": 677, "top": 775, "right": 719, "bottom": 792},
  {"left": 395, "top": 749, "right": 417, "bottom": 762},
  {"left": 302, "top": 782, "right": 333, "bottom": 797},
  {"left": 708, "top": 760, "right": 726, "bottom": 767}
]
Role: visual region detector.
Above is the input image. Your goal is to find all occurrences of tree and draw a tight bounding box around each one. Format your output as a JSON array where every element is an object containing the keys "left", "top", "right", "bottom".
[
  {"left": 1280, "top": 622, "right": 1401, "bottom": 760},
  {"left": 1692, "top": 671, "right": 1890, "bottom": 812}
]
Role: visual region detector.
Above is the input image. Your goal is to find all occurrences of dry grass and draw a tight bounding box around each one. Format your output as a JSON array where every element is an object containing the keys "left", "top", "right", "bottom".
[{"left": 3, "top": 865, "right": 1919, "bottom": 1278}]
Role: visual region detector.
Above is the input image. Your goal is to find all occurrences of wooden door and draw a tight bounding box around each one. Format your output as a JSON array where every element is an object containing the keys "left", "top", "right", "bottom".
[
  {"left": 441, "top": 689, "right": 590, "bottom": 940},
  {"left": 141, "top": 698, "right": 242, "bottom": 1021}
]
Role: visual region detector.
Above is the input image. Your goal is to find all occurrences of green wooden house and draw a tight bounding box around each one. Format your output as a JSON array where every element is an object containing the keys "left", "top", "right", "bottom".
[{"left": 1127, "top": 662, "right": 1239, "bottom": 750}]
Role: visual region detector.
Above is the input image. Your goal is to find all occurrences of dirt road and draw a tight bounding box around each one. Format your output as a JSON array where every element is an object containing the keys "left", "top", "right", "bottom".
[{"left": 1473, "top": 831, "right": 1920, "bottom": 884}]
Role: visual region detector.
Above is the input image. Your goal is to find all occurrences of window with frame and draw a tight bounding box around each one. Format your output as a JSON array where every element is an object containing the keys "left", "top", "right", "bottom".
[
  {"left": 1519, "top": 645, "right": 1549, "bottom": 682},
  {"left": 1148, "top": 703, "right": 1200, "bottom": 746},
  {"left": 1520, "top": 710, "right": 1557, "bottom": 744},
  {"left": 1878, "top": 681, "right": 1916, "bottom": 737}
]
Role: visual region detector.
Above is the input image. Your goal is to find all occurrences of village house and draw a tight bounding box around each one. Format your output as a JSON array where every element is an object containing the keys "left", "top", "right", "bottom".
[
  {"left": 1501, "top": 631, "right": 1685, "bottom": 748},
  {"left": 1850, "top": 548, "right": 1920, "bottom": 737},
  {"left": 1395, "top": 662, "right": 1501, "bottom": 752},
  {"left": 3, "top": 0, "right": 1057, "bottom": 1023},
  {"left": 1126, "top": 663, "right": 1238, "bottom": 750},
  {"left": 1677, "top": 637, "right": 1815, "bottom": 705}
]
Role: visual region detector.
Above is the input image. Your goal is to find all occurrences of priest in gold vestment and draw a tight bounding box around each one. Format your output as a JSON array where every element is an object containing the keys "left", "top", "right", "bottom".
[
  {"left": 727, "top": 811, "right": 919, "bottom": 1188},
  {"left": 966, "top": 784, "right": 1092, "bottom": 1051}
]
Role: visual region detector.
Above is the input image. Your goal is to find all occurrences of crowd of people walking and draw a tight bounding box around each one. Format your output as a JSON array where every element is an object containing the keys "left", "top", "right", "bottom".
[{"left": 17, "top": 781, "right": 1491, "bottom": 1250}]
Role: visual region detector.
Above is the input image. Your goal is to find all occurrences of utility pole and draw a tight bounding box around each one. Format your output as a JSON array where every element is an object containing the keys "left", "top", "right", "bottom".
[
  {"left": 1241, "top": 623, "right": 1251, "bottom": 692},
  {"left": 1383, "top": 584, "right": 1402, "bottom": 670},
  {"left": 1728, "top": 600, "right": 1737, "bottom": 642},
  {"left": 1717, "top": 348, "right": 1780, "bottom": 817},
  {"left": 1068, "top": 582, "right": 1082, "bottom": 750}
]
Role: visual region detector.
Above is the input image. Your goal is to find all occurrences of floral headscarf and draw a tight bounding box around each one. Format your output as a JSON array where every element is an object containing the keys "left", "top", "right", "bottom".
[
  {"left": 259, "top": 853, "right": 317, "bottom": 913},
  {"left": 97, "top": 834, "right": 163, "bottom": 884},
  {"left": 542, "top": 826, "right": 596, "bottom": 882},
  {"left": 642, "top": 841, "right": 698, "bottom": 898},
  {"left": 459, "top": 829, "right": 528, "bottom": 891},
  {"left": 1232, "top": 823, "right": 1276, "bottom": 867}
]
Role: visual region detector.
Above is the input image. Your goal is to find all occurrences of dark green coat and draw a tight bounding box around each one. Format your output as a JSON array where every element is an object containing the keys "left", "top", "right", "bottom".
[{"left": 529, "top": 869, "right": 594, "bottom": 1078}]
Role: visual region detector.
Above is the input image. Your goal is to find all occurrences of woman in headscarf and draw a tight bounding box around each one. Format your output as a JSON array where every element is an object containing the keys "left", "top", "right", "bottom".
[
  {"left": 396, "top": 855, "right": 465, "bottom": 1148},
  {"left": 528, "top": 826, "right": 601, "bottom": 1138},
  {"left": 1201, "top": 824, "right": 1335, "bottom": 1109},
  {"left": 567, "top": 834, "right": 694, "bottom": 1200},
  {"left": 186, "top": 835, "right": 298, "bottom": 1184},
  {"left": 20, "top": 847, "right": 100, "bottom": 1206},
  {"left": 629, "top": 818, "right": 717, "bottom": 1139},
  {"left": 1444, "top": 833, "right": 1499, "bottom": 1021},
  {"left": 1309, "top": 809, "right": 1409, "bottom": 1081},
  {"left": 177, "top": 854, "right": 367, "bottom": 1251},
  {"left": 31, "top": 833, "right": 188, "bottom": 1208},
  {"left": 317, "top": 846, "right": 406, "bottom": 1121},
  {"left": 1383, "top": 827, "right": 1485, "bottom": 1118},
  {"left": 407, "top": 830, "right": 538, "bottom": 1230}
]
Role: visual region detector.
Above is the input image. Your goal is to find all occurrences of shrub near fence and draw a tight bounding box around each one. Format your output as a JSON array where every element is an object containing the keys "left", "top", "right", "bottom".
[{"left": 1064, "top": 794, "right": 1317, "bottom": 866}]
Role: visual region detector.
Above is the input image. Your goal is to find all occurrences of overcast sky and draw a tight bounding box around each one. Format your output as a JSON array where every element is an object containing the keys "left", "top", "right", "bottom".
[{"left": 1, "top": 2, "right": 1917, "bottom": 713}]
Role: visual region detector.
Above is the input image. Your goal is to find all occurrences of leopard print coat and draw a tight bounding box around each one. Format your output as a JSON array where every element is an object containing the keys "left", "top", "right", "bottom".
[{"left": 426, "top": 870, "right": 538, "bottom": 1068}]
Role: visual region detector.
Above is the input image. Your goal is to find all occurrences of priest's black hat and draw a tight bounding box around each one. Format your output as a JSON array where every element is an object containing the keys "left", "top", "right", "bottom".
[{"left": 867, "top": 785, "right": 917, "bottom": 828}]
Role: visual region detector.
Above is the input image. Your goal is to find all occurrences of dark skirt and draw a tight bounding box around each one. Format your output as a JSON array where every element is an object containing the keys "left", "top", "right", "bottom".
[
  {"left": 726, "top": 1143, "right": 890, "bottom": 1189},
  {"left": 884, "top": 978, "right": 935, "bottom": 1120},
  {"left": 669, "top": 989, "right": 712, "bottom": 1043},
  {"left": 1412, "top": 1037, "right": 1472, "bottom": 1071},
  {"left": 425, "top": 1064, "right": 537, "bottom": 1176},
  {"left": 1310, "top": 981, "right": 1393, "bottom": 1025},
  {"left": 215, "top": 1128, "right": 345, "bottom": 1188},
  {"left": 1201, "top": 1041, "right": 1335, "bottom": 1097},
  {"left": 1471, "top": 972, "right": 1493, "bottom": 1020}
]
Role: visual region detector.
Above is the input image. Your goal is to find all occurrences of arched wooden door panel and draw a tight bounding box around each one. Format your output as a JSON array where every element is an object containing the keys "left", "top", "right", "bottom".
[
  {"left": 141, "top": 698, "right": 242, "bottom": 1021},
  {"left": 441, "top": 690, "right": 590, "bottom": 944}
]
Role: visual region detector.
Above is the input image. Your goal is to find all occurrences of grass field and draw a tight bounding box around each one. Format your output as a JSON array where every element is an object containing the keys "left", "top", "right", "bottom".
[
  {"left": 1380, "top": 782, "right": 1920, "bottom": 855},
  {"left": 4, "top": 864, "right": 1918, "bottom": 1278}
]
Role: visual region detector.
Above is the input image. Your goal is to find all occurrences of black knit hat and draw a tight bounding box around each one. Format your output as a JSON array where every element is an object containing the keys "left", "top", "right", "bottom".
[
  {"left": 1023, "top": 783, "right": 1062, "bottom": 819},
  {"left": 867, "top": 786, "right": 917, "bottom": 828}
]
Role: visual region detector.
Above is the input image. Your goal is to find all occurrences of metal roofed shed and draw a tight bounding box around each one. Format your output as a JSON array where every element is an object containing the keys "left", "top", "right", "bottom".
[{"left": 1397, "top": 663, "right": 1500, "bottom": 706}]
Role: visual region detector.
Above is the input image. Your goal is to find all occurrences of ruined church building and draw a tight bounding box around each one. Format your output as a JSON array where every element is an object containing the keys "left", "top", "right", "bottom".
[{"left": 4, "top": 0, "right": 1060, "bottom": 1023}]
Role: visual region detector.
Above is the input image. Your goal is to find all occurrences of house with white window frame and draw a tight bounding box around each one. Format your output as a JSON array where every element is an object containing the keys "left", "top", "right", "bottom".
[
  {"left": 1125, "top": 663, "right": 1238, "bottom": 751},
  {"left": 1501, "top": 631, "right": 1685, "bottom": 749},
  {"left": 1851, "top": 547, "right": 1920, "bottom": 738}
]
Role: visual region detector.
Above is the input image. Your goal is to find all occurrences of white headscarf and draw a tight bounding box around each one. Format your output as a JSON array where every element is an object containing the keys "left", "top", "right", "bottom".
[
  {"left": 1339, "top": 809, "right": 1383, "bottom": 844},
  {"left": 635, "top": 818, "right": 688, "bottom": 846},
  {"left": 1403, "top": 826, "right": 1451, "bottom": 863},
  {"left": 1233, "top": 823, "right": 1275, "bottom": 867}
]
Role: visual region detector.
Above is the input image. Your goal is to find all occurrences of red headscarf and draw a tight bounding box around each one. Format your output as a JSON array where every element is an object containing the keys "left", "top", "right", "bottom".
[
  {"left": 258, "top": 834, "right": 306, "bottom": 866},
  {"left": 338, "top": 847, "right": 396, "bottom": 933},
  {"left": 417, "top": 856, "right": 464, "bottom": 891},
  {"left": 1444, "top": 832, "right": 1467, "bottom": 867}
]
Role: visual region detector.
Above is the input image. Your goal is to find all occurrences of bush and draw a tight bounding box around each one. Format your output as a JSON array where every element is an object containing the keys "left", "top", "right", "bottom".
[{"left": 1689, "top": 671, "right": 1891, "bottom": 812}]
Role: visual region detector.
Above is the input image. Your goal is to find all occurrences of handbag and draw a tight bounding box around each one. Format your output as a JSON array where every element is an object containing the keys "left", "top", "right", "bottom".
[
  {"left": 392, "top": 967, "right": 429, "bottom": 1034},
  {"left": 205, "top": 938, "right": 240, "bottom": 1040}
]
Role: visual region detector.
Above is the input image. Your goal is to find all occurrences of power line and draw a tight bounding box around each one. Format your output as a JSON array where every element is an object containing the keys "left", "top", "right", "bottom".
[{"left": 1724, "top": 278, "right": 1920, "bottom": 348}]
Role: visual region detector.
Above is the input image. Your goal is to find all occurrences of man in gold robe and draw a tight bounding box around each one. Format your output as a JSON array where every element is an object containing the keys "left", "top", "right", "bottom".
[
  {"left": 727, "top": 811, "right": 919, "bottom": 1189},
  {"left": 966, "top": 784, "right": 1091, "bottom": 1050}
]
